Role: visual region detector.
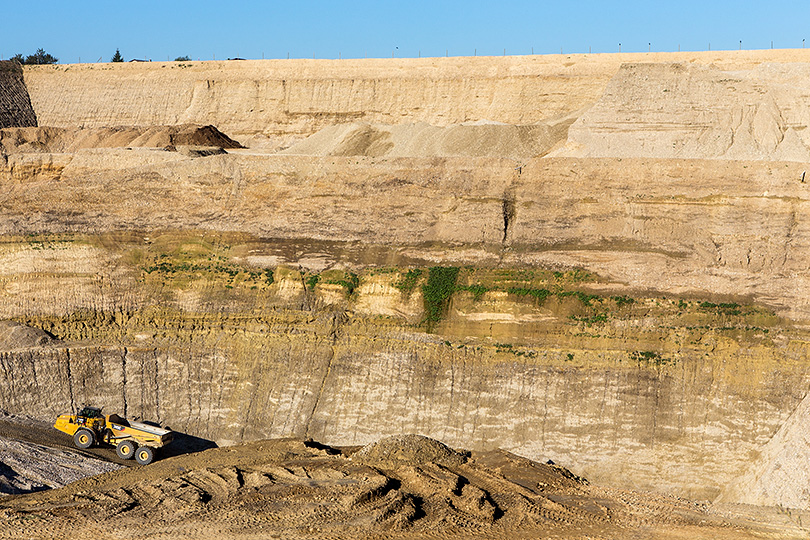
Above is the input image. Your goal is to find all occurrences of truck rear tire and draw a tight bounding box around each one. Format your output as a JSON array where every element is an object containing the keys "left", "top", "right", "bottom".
[
  {"left": 74, "top": 429, "right": 95, "bottom": 449},
  {"left": 116, "top": 440, "right": 136, "bottom": 460},
  {"left": 135, "top": 446, "right": 155, "bottom": 465}
]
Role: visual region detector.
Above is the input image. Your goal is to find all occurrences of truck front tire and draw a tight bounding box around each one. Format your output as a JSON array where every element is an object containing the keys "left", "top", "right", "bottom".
[
  {"left": 73, "top": 429, "right": 95, "bottom": 449},
  {"left": 116, "top": 440, "right": 136, "bottom": 460},
  {"left": 135, "top": 446, "right": 155, "bottom": 465}
]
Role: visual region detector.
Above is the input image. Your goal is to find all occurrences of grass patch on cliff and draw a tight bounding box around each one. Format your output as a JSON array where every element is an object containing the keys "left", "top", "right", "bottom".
[
  {"left": 305, "top": 273, "right": 320, "bottom": 291},
  {"left": 629, "top": 350, "right": 675, "bottom": 367},
  {"left": 142, "top": 255, "right": 273, "bottom": 289},
  {"left": 494, "top": 342, "right": 538, "bottom": 357},
  {"left": 570, "top": 313, "right": 608, "bottom": 326},
  {"left": 394, "top": 269, "right": 423, "bottom": 296},
  {"left": 698, "top": 301, "right": 741, "bottom": 316},
  {"left": 508, "top": 287, "right": 552, "bottom": 303},
  {"left": 324, "top": 271, "right": 360, "bottom": 297},
  {"left": 456, "top": 283, "right": 489, "bottom": 301},
  {"left": 422, "top": 267, "right": 460, "bottom": 331}
]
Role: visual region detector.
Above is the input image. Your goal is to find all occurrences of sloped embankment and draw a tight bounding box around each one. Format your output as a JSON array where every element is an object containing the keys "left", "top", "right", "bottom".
[
  {"left": 0, "top": 436, "right": 757, "bottom": 540},
  {"left": 0, "top": 124, "right": 241, "bottom": 154},
  {"left": 282, "top": 117, "right": 574, "bottom": 159},
  {"left": 555, "top": 62, "right": 810, "bottom": 161}
]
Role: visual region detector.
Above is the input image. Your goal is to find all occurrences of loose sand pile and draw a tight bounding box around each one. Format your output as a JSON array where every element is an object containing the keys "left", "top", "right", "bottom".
[
  {"left": 282, "top": 116, "right": 574, "bottom": 159},
  {"left": 0, "top": 124, "right": 242, "bottom": 154},
  {"left": 0, "top": 321, "right": 56, "bottom": 351}
]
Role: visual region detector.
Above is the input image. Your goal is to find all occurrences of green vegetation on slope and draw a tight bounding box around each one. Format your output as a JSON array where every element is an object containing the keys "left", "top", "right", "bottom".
[{"left": 423, "top": 267, "right": 460, "bottom": 331}]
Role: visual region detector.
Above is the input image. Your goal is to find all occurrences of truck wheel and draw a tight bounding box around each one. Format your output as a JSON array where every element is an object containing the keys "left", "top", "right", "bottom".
[
  {"left": 135, "top": 446, "right": 155, "bottom": 465},
  {"left": 74, "top": 429, "right": 95, "bottom": 449},
  {"left": 116, "top": 440, "right": 136, "bottom": 460}
]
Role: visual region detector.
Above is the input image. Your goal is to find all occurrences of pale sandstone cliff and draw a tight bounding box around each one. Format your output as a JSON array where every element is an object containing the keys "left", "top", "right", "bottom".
[
  {"left": 24, "top": 50, "right": 810, "bottom": 148},
  {"left": 555, "top": 62, "right": 810, "bottom": 161}
]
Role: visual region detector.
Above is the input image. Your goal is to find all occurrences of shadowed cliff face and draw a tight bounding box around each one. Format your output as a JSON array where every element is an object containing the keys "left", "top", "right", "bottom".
[
  {"left": 0, "top": 62, "right": 36, "bottom": 129},
  {"left": 0, "top": 297, "right": 805, "bottom": 502}
]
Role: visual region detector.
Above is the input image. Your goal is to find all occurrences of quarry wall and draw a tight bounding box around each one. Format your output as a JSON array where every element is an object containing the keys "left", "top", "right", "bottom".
[
  {"left": 0, "top": 303, "right": 806, "bottom": 503},
  {"left": 21, "top": 56, "right": 617, "bottom": 146},
  {"left": 22, "top": 50, "right": 810, "bottom": 147},
  {"left": 6, "top": 50, "right": 810, "bottom": 508},
  {"left": 2, "top": 152, "right": 809, "bottom": 318}
]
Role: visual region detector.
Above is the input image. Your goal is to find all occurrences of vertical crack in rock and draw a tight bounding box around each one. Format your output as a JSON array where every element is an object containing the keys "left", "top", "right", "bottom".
[
  {"left": 0, "top": 353, "right": 11, "bottom": 405},
  {"left": 239, "top": 344, "right": 267, "bottom": 442},
  {"left": 501, "top": 197, "right": 515, "bottom": 243},
  {"left": 444, "top": 358, "right": 456, "bottom": 441},
  {"left": 28, "top": 351, "right": 38, "bottom": 389},
  {"left": 304, "top": 311, "right": 345, "bottom": 438},
  {"left": 782, "top": 205, "right": 797, "bottom": 268},
  {"left": 501, "top": 169, "right": 519, "bottom": 245},
  {"left": 65, "top": 348, "right": 75, "bottom": 413},
  {"left": 153, "top": 350, "right": 161, "bottom": 424},
  {"left": 121, "top": 347, "right": 128, "bottom": 418},
  {"left": 300, "top": 269, "right": 312, "bottom": 311}
]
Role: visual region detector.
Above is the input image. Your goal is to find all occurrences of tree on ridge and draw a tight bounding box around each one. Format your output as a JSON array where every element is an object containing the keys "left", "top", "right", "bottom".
[{"left": 10, "top": 48, "right": 58, "bottom": 65}]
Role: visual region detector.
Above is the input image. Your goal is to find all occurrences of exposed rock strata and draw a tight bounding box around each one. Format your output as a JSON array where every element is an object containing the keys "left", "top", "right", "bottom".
[{"left": 2, "top": 152, "right": 809, "bottom": 318}]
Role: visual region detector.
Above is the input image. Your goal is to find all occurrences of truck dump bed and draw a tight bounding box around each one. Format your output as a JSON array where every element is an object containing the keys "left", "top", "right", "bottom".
[{"left": 107, "top": 415, "right": 173, "bottom": 446}]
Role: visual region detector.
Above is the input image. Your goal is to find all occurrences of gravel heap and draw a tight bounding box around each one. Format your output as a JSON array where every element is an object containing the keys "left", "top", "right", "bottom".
[
  {"left": 351, "top": 434, "right": 468, "bottom": 469},
  {"left": 0, "top": 436, "right": 121, "bottom": 496}
]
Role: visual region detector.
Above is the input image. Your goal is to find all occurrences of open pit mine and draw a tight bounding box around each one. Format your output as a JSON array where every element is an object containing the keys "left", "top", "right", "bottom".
[{"left": 3, "top": 50, "right": 810, "bottom": 538}]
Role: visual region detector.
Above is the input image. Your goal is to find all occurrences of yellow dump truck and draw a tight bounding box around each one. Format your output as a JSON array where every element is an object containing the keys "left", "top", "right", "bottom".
[{"left": 54, "top": 406, "right": 173, "bottom": 465}]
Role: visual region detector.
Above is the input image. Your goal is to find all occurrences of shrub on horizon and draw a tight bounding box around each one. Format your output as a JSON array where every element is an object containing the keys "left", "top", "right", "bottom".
[{"left": 10, "top": 48, "right": 58, "bottom": 65}]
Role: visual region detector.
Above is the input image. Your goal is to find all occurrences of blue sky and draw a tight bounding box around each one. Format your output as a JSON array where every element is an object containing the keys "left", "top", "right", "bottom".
[{"left": 2, "top": 1, "right": 809, "bottom": 63}]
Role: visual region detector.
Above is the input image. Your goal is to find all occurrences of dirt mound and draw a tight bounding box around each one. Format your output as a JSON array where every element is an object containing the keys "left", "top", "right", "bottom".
[
  {"left": 352, "top": 434, "right": 468, "bottom": 468},
  {"left": 158, "top": 124, "right": 242, "bottom": 149},
  {"left": 282, "top": 117, "right": 573, "bottom": 159},
  {"left": 0, "top": 321, "right": 56, "bottom": 351},
  {"left": 0, "top": 124, "right": 242, "bottom": 155},
  {"left": 169, "top": 145, "right": 229, "bottom": 157},
  {"left": 0, "top": 436, "right": 769, "bottom": 539}
]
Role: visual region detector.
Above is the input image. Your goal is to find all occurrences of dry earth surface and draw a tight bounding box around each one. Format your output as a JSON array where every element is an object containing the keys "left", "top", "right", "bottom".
[
  {"left": 2, "top": 430, "right": 808, "bottom": 540},
  {"left": 3, "top": 49, "right": 810, "bottom": 538}
]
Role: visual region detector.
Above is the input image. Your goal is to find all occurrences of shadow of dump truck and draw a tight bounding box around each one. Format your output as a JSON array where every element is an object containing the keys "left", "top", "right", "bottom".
[{"left": 159, "top": 430, "right": 218, "bottom": 459}]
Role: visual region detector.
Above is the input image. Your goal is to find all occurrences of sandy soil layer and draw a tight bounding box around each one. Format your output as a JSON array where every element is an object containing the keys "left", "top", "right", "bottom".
[{"left": 0, "top": 433, "right": 806, "bottom": 540}]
